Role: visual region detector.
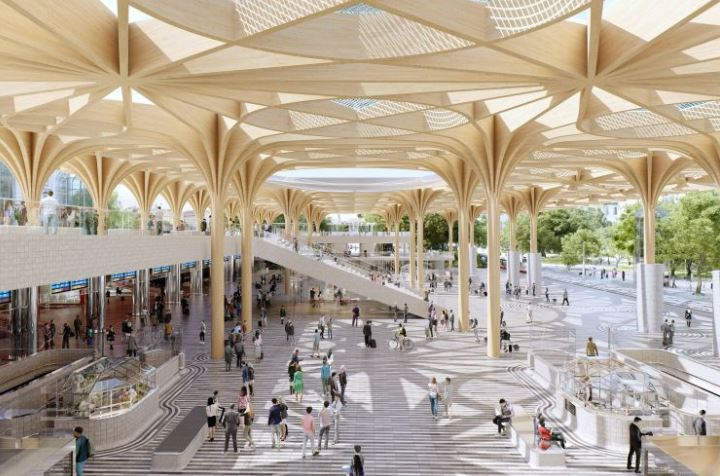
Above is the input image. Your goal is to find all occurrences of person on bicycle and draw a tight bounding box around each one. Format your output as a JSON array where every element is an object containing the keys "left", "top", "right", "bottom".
[{"left": 395, "top": 324, "right": 407, "bottom": 351}]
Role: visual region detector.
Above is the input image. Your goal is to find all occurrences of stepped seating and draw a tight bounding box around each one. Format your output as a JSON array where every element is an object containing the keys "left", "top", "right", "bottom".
[
  {"left": 151, "top": 406, "right": 207, "bottom": 473},
  {"left": 509, "top": 406, "right": 565, "bottom": 468}
]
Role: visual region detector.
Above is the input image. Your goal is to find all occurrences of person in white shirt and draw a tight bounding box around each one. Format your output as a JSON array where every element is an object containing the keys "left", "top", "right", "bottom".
[
  {"left": 526, "top": 303, "right": 534, "bottom": 324},
  {"left": 40, "top": 190, "right": 60, "bottom": 235}
]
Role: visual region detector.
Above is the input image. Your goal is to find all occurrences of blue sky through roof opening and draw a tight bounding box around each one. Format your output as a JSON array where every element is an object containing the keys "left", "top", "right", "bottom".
[
  {"left": 332, "top": 98, "right": 379, "bottom": 110},
  {"left": 677, "top": 102, "right": 705, "bottom": 110},
  {"left": 340, "top": 3, "right": 381, "bottom": 14}
]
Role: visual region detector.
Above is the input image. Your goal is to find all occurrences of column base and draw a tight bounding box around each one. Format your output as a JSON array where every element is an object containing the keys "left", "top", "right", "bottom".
[
  {"left": 636, "top": 263, "right": 664, "bottom": 333},
  {"left": 508, "top": 251, "right": 521, "bottom": 287},
  {"left": 527, "top": 252, "right": 542, "bottom": 289}
]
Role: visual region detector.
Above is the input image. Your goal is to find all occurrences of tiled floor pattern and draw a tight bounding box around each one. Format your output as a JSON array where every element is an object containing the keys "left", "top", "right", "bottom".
[{"left": 85, "top": 290, "right": 637, "bottom": 475}]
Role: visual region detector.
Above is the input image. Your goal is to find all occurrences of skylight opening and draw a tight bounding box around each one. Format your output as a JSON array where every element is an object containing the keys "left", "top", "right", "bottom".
[
  {"left": 340, "top": 3, "right": 382, "bottom": 15},
  {"left": 98, "top": 1, "right": 152, "bottom": 22},
  {"left": 332, "top": 98, "right": 379, "bottom": 110}
]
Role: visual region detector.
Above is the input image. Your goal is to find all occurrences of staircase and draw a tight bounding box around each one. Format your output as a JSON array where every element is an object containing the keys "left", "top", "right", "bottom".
[{"left": 253, "top": 236, "right": 434, "bottom": 318}]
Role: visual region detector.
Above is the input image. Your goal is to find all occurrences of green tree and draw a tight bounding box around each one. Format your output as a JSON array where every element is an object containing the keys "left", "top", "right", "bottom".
[
  {"left": 422, "top": 212, "right": 448, "bottom": 250},
  {"left": 474, "top": 215, "right": 487, "bottom": 248},
  {"left": 612, "top": 203, "right": 641, "bottom": 258},
  {"left": 537, "top": 208, "right": 607, "bottom": 254},
  {"left": 665, "top": 191, "right": 720, "bottom": 293},
  {"left": 106, "top": 191, "right": 140, "bottom": 230},
  {"left": 360, "top": 213, "right": 386, "bottom": 231},
  {"left": 560, "top": 229, "right": 602, "bottom": 267}
]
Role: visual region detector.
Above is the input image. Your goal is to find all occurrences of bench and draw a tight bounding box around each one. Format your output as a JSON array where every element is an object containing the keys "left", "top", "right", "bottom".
[
  {"left": 508, "top": 407, "right": 566, "bottom": 468},
  {"left": 151, "top": 406, "right": 207, "bottom": 473}
]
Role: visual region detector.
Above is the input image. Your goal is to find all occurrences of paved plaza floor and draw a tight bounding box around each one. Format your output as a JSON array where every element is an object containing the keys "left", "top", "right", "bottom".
[{"left": 79, "top": 269, "right": 703, "bottom": 475}]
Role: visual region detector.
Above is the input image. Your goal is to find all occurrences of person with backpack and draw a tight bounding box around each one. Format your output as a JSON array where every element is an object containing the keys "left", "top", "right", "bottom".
[
  {"left": 223, "top": 404, "right": 241, "bottom": 452},
  {"left": 280, "top": 305, "right": 287, "bottom": 324},
  {"left": 242, "top": 362, "right": 255, "bottom": 396},
  {"left": 73, "top": 426, "right": 92, "bottom": 476},
  {"left": 342, "top": 445, "right": 364, "bottom": 476}
]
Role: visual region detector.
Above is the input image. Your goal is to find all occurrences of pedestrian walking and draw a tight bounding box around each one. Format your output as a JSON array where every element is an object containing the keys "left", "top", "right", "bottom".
[
  {"left": 279, "top": 304, "right": 287, "bottom": 324},
  {"left": 428, "top": 377, "right": 439, "bottom": 420},
  {"left": 126, "top": 331, "right": 138, "bottom": 357},
  {"left": 338, "top": 365, "right": 348, "bottom": 404},
  {"left": 199, "top": 320, "right": 206, "bottom": 343},
  {"left": 327, "top": 315, "right": 334, "bottom": 340},
  {"left": 545, "top": 287, "right": 550, "bottom": 303},
  {"left": 627, "top": 417, "right": 652, "bottom": 473},
  {"left": 586, "top": 337, "right": 599, "bottom": 357},
  {"left": 312, "top": 329, "right": 321, "bottom": 357},
  {"left": 685, "top": 308, "right": 693, "bottom": 328},
  {"left": 278, "top": 396, "right": 289, "bottom": 442},
  {"left": 561, "top": 288, "right": 569, "bottom": 306},
  {"left": 242, "top": 362, "right": 255, "bottom": 396},
  {"left": 526, "top": 303, "right": 533, "bottom": 324},
  {"left": 223, "top": 404, "right": 241, "bottom": 452},
  {"left": 268, "top": 398, "right": 283, "bottom": 448},
  {"left": 106, "top": 325, "right": 115, "bottom": 352},
  {"left": 449, "top": 311, "right": 455, "bottom": 331},
  {"left": 62, "top": 323, "right": 72, "bottom": 349},
  {"left": 242, "top": 398, "right": 256, "bottom": 449},
  {"left": 73, "top": 426, "right": 91, "bottom": 476},
  {"left": 253, "top": 330, "right": 263, "bottom": 361},
  {"left": 403, "top": 302, "right": 408, "bottom": 323},
  {"left": 293, "top": 365, "right": 304, "bottom": 403},
  {"left": 206, "top": 397, "right": 219, "bottom": 441},
  {"left": 318, "top": 400, "right": 332, "bottom": 452},
  {"left": 351, "top": 304, "right": 360, "bottom": 327},
  {"left": 331, "top": 394, "right": 343, "bottom": 444},
  {"left": 224, "top": 341, "right": 233, "bottom": 371},
  {"left": 301, "top": 406, "right": 319, "bottom": 458},
  {"left": 74, "top": 315, "right": 82, "bottom": 341},
  {"left": 362, "top": 320, "right": 373, "bottom": 347},
  {"left": 321, "top": 356, "right": 332, "bottom": 398},
  {"left": 442, "top": 377, "right": 453, "bottom": 418},
  {"left": 234, "top": 338, "right": 245, "bottom": 368},
  {"left": 693, "top": 410, "right": 707, "bottom": 435}
]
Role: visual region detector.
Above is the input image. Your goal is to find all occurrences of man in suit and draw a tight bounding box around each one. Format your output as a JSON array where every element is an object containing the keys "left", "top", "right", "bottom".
[{"left": 628, "top": 417, "right": 652, "bottom": 473}]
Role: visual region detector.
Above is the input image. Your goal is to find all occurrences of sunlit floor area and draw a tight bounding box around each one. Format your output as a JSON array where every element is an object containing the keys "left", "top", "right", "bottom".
[{"left": 84, "top": 278, "right": 639, "bottom": 476}]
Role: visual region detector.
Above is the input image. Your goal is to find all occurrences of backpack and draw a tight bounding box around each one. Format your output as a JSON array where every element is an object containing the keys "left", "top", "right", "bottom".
[
  {"left": 247, "top": 366, "right": 254, "bottom": 380},
  {"left": 280, "top": 403, "right": 288, "bottom": 420},
  {"left": 86, "top": 437, "right": 93, "bottom": 458}
]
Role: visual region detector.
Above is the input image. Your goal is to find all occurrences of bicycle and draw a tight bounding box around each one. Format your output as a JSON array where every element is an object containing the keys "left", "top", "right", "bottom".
[{"left": 388, "top": 334, "right": 414, "bottom": 351}]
